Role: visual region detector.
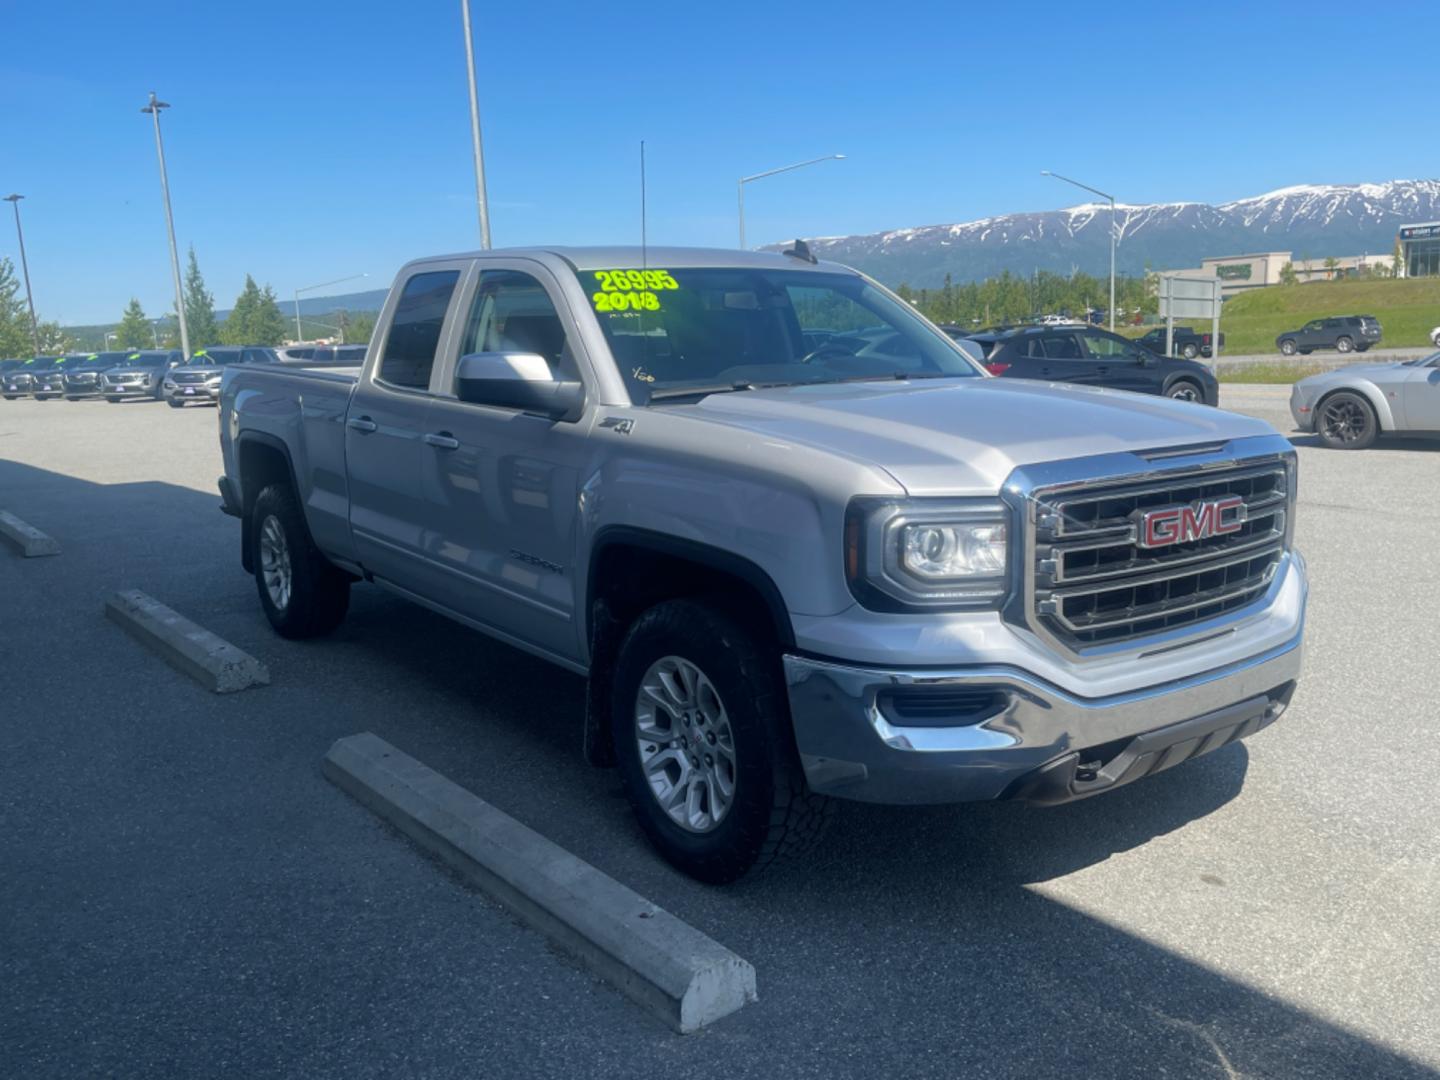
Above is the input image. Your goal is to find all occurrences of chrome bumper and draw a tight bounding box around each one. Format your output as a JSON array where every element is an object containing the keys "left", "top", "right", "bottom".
[{"left": 784, "top": 574, "right": 1306, "bottom": 805}]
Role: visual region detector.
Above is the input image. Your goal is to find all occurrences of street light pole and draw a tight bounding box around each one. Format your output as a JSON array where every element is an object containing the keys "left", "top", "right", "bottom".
[
  {"left": 141, "top": 92, "right": 191, "bottom": 359},
  {"left": 3, "top": 194, "right": 41, "bottom": 355},
  {"left": 293, "top": 273, "right": 368, "bottom": 343},
  {"left": 737, "top": 153, "right": 845, "bottom": 249},
  {"left": 1042, "top": 170, "right": 1117, "bottom": 332},
  {"left": 459, "top": 0, "right": 492, "bottom": 249}
]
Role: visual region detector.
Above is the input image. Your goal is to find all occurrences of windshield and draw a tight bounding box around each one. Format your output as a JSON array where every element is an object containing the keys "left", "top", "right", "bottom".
[
  {"left": 573, "top": 266, "right": 981, "bottom": 400},
  {"left": 190, "top": 350, "right": 241, "bottom": 366}
]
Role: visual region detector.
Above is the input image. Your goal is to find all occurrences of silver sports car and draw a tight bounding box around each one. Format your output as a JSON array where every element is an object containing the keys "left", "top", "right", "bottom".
[{"left": 1290, "top": 352, "right": 1440, "bottom": 449}]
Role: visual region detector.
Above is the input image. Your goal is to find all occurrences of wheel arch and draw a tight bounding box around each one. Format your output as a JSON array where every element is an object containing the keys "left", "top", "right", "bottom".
[
  {"left": 235, "top": 431, "right": 303, "bottom": 573},
  {"left": 1316, "top": 381, "right": 1395, "bottom": 432},
  {"left": 581, "top": 526, "right": 796, "bottom": 767}
]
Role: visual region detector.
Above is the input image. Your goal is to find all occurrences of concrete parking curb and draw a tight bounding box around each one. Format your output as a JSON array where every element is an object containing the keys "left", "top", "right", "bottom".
[
  {"left": 0, "top": 510, "right": 60, "bottom": 557},
  {"left": 104, "top": 590, "right": 270, "bottom": 693},
  {"left": 323, "top": 732, "right": 757, "bottom": 1034}
]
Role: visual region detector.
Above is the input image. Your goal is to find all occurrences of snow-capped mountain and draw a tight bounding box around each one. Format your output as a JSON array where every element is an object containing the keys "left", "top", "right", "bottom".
[{"left": 771, "top": 180, "right": 1440, "bottom": 287}]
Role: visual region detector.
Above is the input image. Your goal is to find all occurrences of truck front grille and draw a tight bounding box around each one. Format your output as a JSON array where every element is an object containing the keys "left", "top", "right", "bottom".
[{"left": 1030, "top": 461, "right": 1290, "bottom": 647}]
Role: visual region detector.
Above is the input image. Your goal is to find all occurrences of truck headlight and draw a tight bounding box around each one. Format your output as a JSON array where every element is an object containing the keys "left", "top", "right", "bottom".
[{"left": 845, "top": 498, "right": 1012, "bottom": 611}]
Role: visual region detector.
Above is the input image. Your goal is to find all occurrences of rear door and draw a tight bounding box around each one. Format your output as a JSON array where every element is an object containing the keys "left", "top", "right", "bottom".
[
  {"left": 345, "top": 263, "right": 468, "bottom": 590},
  {"left": 413, "top": 259, "right": 592, "bottom": 663},
  {"left": 1033, "top": 332, "right": 1105, "bottom": 387}
]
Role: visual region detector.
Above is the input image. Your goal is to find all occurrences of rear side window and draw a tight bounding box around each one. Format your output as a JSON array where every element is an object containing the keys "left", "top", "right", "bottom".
[
  {"left": 379, "top": 270, "right": 461, "bottom": 389},
  {"left": 1039, "top": 334, "right": 1082, "bottom": 359}
]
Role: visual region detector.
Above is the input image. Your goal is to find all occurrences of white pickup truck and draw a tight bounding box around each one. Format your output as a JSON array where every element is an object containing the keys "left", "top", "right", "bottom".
[{"left": 219, "top": 245, "right": 1307, "bottom": 882}]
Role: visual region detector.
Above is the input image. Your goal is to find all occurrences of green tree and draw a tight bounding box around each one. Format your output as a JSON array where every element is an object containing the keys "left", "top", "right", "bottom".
[
  {"left": 115, "top": 298, "right": 151, "bottom": 348},
  {"left": 1323, "top": 256, "right": 1338, "bottom": 280},
  {"left": 36, "top": 321, "right": 69, "bottom": 352},
  {"left": 0, "top": 257, "right": 34, "bottom": 357},
  {"left": 223, "top": 276, "right": 288, "bottom": 345},
  {"left": 252, "top": 285, "right": 288, "bottom": 346},
  {"left": 183, "top": 246, "right": 219, "bottom": 347},
  {"left": 346, "top": 312, "right": 377, "bottom": 345},
  {"left": 1278, "top": 261, "right": 1298, "bottom": 286}
]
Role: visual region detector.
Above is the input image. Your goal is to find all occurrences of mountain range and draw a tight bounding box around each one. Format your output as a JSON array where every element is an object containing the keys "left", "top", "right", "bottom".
[{"left": 769, "top": 180, "right": 1440, "bottom": 287}]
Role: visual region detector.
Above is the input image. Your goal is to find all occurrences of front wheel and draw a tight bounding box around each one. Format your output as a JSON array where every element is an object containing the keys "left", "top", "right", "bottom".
[
  {"left": 166, "top": 398, "right": 184, "bottom": 409},
  {"left": 611, "top": 599, "right": 831, "bottom": 883},
  {"left": 1279, "top": 339, "right": 1297, "bottom": 356},
  {"left": 1166, "top": 379, "right": 1204, "bottom": 403},
  {"left": 249, "top": 484, "right": 351, "bottom": 638},
  {"left": 1317, "top": 391, "right": 1378, "bottom": 449}
]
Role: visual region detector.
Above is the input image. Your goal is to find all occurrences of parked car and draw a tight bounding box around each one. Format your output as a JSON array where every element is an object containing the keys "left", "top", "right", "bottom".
[
  {"left": 1275, "top": 315, "right": 1381, "bottom": 356},
  {"left": 63, "top": 352, "right": 132, "bottom": 399},
  {"left": 100, "top": 349, "right": 183, "bottom": 402},
  {"left": 1, "top": 357, "right": 49, "bottom": 399},
  {"left": 31, "top": 354, "right": 91, "bottom": 400},
  {"left": 1134, "top": 326, "right": 1225, "bottom": 360},
  {"left": 163, "top": 346, "right": 276, "bottom": 407},
  {"left": 219, "top": 245, "right": 1305, "bottom": 882},
  {"left": 1289, "top": 351, "right": 1440, "bottom": 449},
  {"left": 965, "top": 325, "right": 1219, "bottom": 404},
  {"left": 303, "top": 344, "right": 368, "bottom": 365},
  {"left": 1, "top": 358, "right": 34, "bottom": 398}
]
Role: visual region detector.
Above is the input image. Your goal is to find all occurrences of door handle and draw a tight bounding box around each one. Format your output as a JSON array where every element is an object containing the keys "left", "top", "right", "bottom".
[
  {"left": 1095, "top": 365, "right": 1110, "bottom": 375},
  {"left": 424, "top": 432, "right": 460, "bottom": 450},
  {"left": 347, "top": 416, "right": 378, "bottom": 434}
]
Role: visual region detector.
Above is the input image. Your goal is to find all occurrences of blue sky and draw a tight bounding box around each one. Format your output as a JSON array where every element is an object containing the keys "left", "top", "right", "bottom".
[{"left": 1, "top": 0, "right": 1432, "bottom": 324}]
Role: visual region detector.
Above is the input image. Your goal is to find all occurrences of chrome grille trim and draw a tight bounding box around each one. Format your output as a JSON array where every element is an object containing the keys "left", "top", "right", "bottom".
[{"left": 1001, "top": 436, "right": 1299, "bottom": 658}]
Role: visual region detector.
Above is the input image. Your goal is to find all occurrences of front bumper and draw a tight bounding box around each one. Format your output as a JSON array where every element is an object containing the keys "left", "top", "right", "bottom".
[
  {"left": 784, "top": 558, "right": 1306, "bottom": 806},
  {"left": 166, "top": 382, "right": 221, "bottom": 402},
  {"left": 104, "top": 382, "right": 155, "bottom": 397}
]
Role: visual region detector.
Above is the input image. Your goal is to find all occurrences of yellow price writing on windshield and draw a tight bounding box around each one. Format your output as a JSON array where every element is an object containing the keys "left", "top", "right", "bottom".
[
  {"left": 593, "top": 290, "right": 661, "bottom": 313},
  {"left": 593, "top": 269, "right": 679, "bottom": 292}
]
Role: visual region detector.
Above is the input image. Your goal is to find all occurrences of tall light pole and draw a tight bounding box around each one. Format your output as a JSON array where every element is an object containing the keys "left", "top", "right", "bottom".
[
  {"left": 737, "top": 154, "right": 845, "bottom": 250},
  {"left": 459, "top": 0, "right": 491, "bottom": 249},
  {"left": 141, "top": 92, "right": 191, "bottom": 359},
  {"left": 1042, "top": 170, "right": 1117, "bottom": 331},
  {"left": 294, "top": 273, "right": 367, "bottom": 343},
  {"left": 105, "top": 331, "right": 118, "bottom": 349},
  {"left": 3, "top": 194, "right": 41, "bottom": 355}
]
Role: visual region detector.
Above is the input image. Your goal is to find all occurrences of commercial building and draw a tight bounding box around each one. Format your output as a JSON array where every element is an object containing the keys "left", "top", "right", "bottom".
[
  {"left": 1398, "top": 222, "right": 1440, "bottom": 278},
  {"left": 1164, "top": 250, "right": 1400, "bottom": 297}
]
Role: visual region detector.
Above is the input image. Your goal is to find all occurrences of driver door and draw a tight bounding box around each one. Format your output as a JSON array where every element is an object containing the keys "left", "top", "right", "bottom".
[
  {"left": 1080, "top": 330, "right": 1156, "bottom": 394},
  {"left": 1401, "top": 359, "right": 1440, "bottom": 429}
]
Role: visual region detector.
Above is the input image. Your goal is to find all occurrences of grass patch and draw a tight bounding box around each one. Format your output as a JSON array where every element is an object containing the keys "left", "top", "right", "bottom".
[
  {"left": 1120, "top": 277, "right": 1440, "bottom": 355},
  {"left": 1218, "top": 362, "right": 1329, "bottom": 384}
]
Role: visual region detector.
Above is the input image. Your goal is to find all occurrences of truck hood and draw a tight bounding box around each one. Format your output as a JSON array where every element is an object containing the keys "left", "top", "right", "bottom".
[{"left": 687, "top": 377, "right": 1277, "bottom": 495}]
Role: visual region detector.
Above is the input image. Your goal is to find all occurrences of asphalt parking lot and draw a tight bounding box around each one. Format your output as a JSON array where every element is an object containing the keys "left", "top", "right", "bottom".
[{"left": 3, "top": 389, "right": 1438, "bottom": 1079}]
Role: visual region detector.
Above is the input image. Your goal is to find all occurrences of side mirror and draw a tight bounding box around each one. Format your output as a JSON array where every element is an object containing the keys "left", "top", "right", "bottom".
[
  {"left": 454, "top": 352, "right": 584, "bottom": 421},
  {"left": 1134, "top": 350, "right": 1154, "bottom": 366}
]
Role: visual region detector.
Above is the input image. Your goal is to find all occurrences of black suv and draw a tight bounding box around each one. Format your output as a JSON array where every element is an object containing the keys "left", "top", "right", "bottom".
[
  {"left": 965, "top": 325, "right": 1219, "bottom": 404},
  {"left": 63, "top": 352, "right": 132, "bottom": 399},
  {"left": 1275, "top": 315, "right": 1381, "bottom": 356}
]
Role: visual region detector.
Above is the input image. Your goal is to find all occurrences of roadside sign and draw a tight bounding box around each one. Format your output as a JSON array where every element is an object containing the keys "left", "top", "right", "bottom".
[{"left": 1158, "top": 275, "right": 1223, "bottom": 370}]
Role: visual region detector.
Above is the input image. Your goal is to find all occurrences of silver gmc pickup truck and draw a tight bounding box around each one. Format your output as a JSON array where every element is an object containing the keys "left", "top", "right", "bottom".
[{"left": 219, "top": 246, "right": 1307, "bottom": 882}]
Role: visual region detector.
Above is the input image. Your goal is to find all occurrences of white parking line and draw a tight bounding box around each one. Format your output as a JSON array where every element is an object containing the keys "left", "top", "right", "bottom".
[{"left": 323, "top": 732, "right": 758, "bottom": 1034}]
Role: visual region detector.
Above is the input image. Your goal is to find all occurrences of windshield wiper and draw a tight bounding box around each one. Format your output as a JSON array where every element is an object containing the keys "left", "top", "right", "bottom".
[
  {"left": 823, "top": 371, "right": 958, "bottom": 384},
  {"left": 646, "top": 381, "right": 764, "bottom": 401}
]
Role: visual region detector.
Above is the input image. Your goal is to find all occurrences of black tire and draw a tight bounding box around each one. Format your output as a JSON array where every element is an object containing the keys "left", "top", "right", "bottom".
[
  {"left": 610, "top": 599, "right": 831, "bottom": 884},
  {"left": 249, "top": 483, "right": 350, "bottom": 639},
  {"left": 1299, "top": 349, "right": 1313, "bottom": 356},
  {"left": 1166, "top": 379, "right": 1204, "bottom": 403},
  {"left": 105, "top": 396, "right": 120, "bottom": 403},
  {"left": 1354, "top": 344, "right": 1370, "bottom": 353},
  {"left": 1181, "top": 343, "right": 1198, "bottom": 359},
  {"left": 2, "top": 396, "right": 14, "bottom": 401},
  {"left": 166, "top": 398, "right": 184, "bottom": 409},
  {"left": 1316, "top": 391, "right": 1378, "bottom": 450},
  {"left": 1335, "top": 335, "right": 1353, "bottom": 353},
  {"left": 1279, "top": 339, "right": 1297, "bottom": 356}
]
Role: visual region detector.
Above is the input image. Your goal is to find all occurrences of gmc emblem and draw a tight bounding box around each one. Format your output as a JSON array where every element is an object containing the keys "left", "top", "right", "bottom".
[{"left": 1136, "top": 496, "right": 1246, "bottom": 549}]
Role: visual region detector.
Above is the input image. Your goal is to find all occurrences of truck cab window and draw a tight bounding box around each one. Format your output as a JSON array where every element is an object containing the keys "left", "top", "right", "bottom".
[
  {"left": 461, "top": 270, "right": 574, "bottom": 379},
  {"left": 378, "top": 270, "right": 461, "bottom": 389}
]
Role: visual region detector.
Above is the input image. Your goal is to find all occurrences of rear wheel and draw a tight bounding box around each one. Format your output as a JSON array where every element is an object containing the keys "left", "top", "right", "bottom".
[
  {"left": 1279, "top": 339, "right": 1297, "bottom": 356},
  {"left": 611, "top": 599, "right": 831, "bottom": 883},
  {"left": 249, "top": 484, "right": 350, "bottom": 638},
  {"left": 1336, "top": 335, "right": 1353, "bottom": 353},
  {"left": 1317, "top": 391, "right": 1377, "bottom": 450}
]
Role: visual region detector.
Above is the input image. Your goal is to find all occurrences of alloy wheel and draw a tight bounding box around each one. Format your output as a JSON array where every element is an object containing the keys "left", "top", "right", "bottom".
[
  {"left": 1319, "top": 397, "right": 1370, "bottom": 444},
  {"left": 634, "top": 656, "right": 737, "bottom": 834},
  {"left": 259, "top": 514, "right": 293, "bottom": 611}
]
